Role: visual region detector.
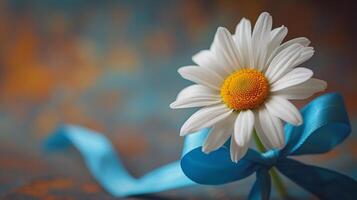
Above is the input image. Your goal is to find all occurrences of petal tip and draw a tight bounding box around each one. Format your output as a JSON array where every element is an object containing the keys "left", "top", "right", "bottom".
[
  {"left": 216, "top": 27, "right": 229, "bottom": 35},
  {"left": 260, "top": 11, "right": 271, "bottom": 17},
  {"left": 169, "top": 102, "right": 178, "bottom": 109},
  {"left": 321, "top": 81, "right": 328, "bottom": 90},
  {"left": 202, "top": 147, "right": 210, "bottom": 154},
  {"left": 230, "top": 156, "right": 239, "bottom": 163},
  {"left": 179, "top": 127, "right": 188, "bottom": 136},
  {"left": 177, "top": 67, "right": 185, "bottom": 75},
  {"left": 295, "top": 118, "right": 303, "bottom": 126},
  {"left": 217, "top": 26, "right": 225, "bottom": 31}
]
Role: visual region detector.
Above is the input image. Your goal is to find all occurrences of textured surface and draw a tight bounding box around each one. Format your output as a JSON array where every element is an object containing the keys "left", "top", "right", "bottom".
[{"left": 0, "top": 0, "right": 356, "bottom": 199}]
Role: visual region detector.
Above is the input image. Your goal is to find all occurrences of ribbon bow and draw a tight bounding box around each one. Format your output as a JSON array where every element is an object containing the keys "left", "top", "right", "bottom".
[{"left": 45, "top": 93, "right": 357, "bottom": 199}]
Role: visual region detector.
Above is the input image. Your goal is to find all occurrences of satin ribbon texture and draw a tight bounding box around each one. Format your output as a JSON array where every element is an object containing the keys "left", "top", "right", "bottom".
[{"left": 45, "top": 93, "right": 357, "bottom": 199}]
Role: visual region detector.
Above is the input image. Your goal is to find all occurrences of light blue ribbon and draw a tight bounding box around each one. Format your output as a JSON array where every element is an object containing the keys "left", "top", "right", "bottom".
[{"left": 45, "top": 93, "right": 357, "bottom": 199}]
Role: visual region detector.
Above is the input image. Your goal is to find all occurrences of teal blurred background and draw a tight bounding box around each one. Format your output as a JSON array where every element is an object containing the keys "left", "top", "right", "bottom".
[{"left": 0, "top": 0, "right": 356, "bottom": 199}]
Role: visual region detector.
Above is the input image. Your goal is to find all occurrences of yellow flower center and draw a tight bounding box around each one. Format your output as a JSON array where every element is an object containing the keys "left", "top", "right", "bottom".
[{"left": 221, "top": 69, "right": 269, "bottom": 111}]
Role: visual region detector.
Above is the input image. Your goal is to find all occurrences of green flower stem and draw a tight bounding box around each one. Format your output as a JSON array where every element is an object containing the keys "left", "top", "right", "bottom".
[
  {"left": 253, "top": 130, "right": 289, "bottom": 199},
  {"left": 269, "top": 167, "right": 289, "bottom": 199}
]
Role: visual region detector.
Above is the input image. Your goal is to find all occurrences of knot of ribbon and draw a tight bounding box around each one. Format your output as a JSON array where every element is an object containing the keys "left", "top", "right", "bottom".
[
  {"left": 45, "top": 93, "right": 357, "bottom": 199},
  {"left": 261, "top": 150, "right": 280, "bottom": 168}
]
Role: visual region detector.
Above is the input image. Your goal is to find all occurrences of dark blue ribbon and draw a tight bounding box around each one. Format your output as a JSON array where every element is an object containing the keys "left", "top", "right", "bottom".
[{"left": 45, "top": 93, "right": 357, "bottom": 199}]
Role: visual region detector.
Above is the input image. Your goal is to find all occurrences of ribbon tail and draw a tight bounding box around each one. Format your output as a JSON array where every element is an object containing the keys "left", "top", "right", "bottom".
[
  {"left": 44, "top": 125, "right": 195, "bottom": 197},
  {"left": 248, "top": 168, "right": 271, "bottom": 200},
  {"left": 277, "top": 158, "right": 357, "bottom": 200}
]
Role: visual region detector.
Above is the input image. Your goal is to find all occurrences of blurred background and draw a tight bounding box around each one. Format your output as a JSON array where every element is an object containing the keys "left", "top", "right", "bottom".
[{"left": 0, "top": 0, "right": 356, "bottom": 199}]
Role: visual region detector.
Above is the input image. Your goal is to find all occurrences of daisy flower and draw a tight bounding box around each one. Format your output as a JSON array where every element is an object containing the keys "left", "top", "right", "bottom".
[{"left": 170, "top": 12, "right": 327, "bottom": 162}]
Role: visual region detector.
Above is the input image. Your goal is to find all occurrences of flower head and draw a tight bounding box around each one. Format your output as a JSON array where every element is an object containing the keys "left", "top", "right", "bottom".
[{"left": 171, "top": 12, "right": 327, "bottom": 162}]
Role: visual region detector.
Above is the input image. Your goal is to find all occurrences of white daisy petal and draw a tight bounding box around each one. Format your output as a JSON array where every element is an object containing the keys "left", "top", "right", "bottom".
[
  {"left": 176, "top": 84, "right": 219, "bottom": 100},
  {"left": 271, "top": 67, "right": 313, "bottom": 91},
  {"left": 265, "top": 96, "right": 303, "bottom": 125},
  {"left": 178, "top": 65, "right": 223, "bottom": 90},
  {"left": 170, "top": 84, "right": 220, "bottom": 109},
  {"left": 170, "top": 98, "right": 220, "bottom": 109},
  {"left": 273, "top": 78, "right": 327, "bottom": 100},
  {"left": 233, "top": 18, "right": 252, "bottom": 68},
  {"left": 230, "top": 133, "right": 249, "bottom": 163},
  {"left": 254, "top": 107, "right": 285, "bottom": 149},
  {"left": 265, "top": 43, "right": 303, "bottom": 83},
  {"left": 253, "top": 113, "right": 272, "bottom": 150},
  {"left": 268, "top": 26, "right": 288, "bottom": 58},
  {"left": 252, "top": 12, "right": 272, "bottom": 70},
  {"left": 202, "top": 114, "right": 236, "bottom": 153},
  {"left": 266, "top": 37, "right": 310, "bottom": 66},
  {"left": 285, "top": 37, "right": 311, "bottom": 47},
  {"left": 192, "top": 50, "right": 229, "bottom": 78},
  {"left": 234, "top": 110, "right": 254, "bottom": 146},
  {"left": 292, "top": 47, "right": 314, "bottom": 67},
  {"left": 180, "top": 104, "right": 233, "bottom": 136},
  {"left": 211, "top": 27, "right": 242, "bottom": 71}
]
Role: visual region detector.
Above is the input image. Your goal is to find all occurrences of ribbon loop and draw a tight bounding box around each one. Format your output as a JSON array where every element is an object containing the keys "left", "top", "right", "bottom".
[{"left": 181, "top": 147, "right": 257, "bottom": 185}]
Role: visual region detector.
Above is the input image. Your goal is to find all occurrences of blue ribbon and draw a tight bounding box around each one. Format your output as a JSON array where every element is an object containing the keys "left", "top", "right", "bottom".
[{"left": 45, "top": 93, "right": 357, "bottom": 199}]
